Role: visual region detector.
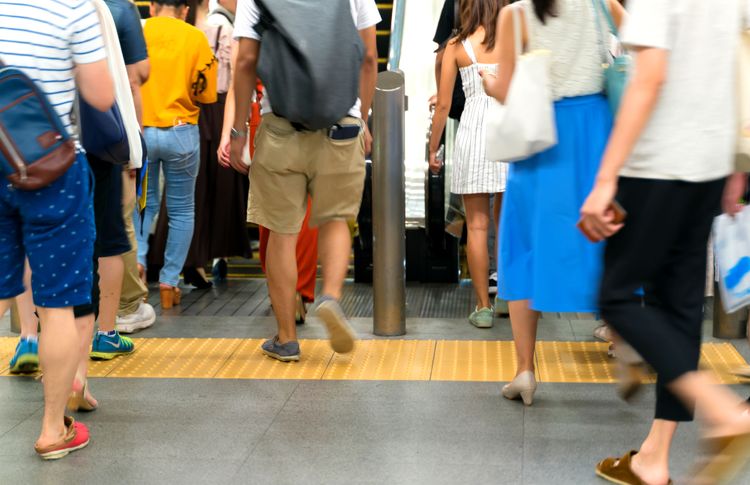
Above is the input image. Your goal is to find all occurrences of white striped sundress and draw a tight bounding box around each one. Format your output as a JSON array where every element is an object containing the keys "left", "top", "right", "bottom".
[{"left": 451, "top": 39, "right": 508, "bottom": 195}]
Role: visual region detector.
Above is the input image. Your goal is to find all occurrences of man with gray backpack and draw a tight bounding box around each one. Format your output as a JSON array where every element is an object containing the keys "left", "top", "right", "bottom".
[{"left": 230, "top": 0, "right": 379, "bottom": 361}]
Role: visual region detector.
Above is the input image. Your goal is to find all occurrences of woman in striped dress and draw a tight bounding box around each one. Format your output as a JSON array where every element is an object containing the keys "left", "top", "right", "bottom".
[{"left": 429, "top": 0, "right": 509, "bottom": 329}]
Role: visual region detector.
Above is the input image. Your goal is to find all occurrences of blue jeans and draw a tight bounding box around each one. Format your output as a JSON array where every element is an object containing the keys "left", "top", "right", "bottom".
[{"left": 136, "top": 124, "right": 200, "bottom": 287}]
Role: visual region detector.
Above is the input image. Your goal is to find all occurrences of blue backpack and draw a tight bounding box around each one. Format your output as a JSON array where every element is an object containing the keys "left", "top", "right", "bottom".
[{"left": 0, "top": 60, "right": 75, "bottom": 190}]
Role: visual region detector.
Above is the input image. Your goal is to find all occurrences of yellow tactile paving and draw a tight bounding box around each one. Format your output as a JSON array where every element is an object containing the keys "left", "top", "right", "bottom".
[
  {"left": 215, "top": 339, "right": 331, "bottom": 380},
  {"left": 0, "top": 337, "right": 16, "bottom": 376},
  {"left": 0, "top": 337, "right": 747, "bottom": 383},
  {"left": 323, "top": 340, "right": 434, "bottom": 381},
  {"left": 536, "top": 341, "right": 618, "bottom": 384},
  {"left": 431, "top": 340, "right": 519, "bottom": 382},
  {"left": 700, "top": 342, "right": 748, "bottom": 385},
  {"left": 104, "top": 338, "right": 242, "bottom": 379}
]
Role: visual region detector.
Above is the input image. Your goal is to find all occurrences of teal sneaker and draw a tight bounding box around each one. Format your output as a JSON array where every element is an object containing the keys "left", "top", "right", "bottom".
[
  {"left": 9, "top": 337, "right": 39, "bottom": 374},
  {"left": 469, "top": 307, "right": 494, "bottom": 329},
  {"left": 90, "top": 331, "right": 135, "bottom": 360}
]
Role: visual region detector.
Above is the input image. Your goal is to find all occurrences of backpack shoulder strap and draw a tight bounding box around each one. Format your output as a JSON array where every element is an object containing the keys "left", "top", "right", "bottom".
[{"left": 254, "top": 0, "right": 274, "bottom": 36}]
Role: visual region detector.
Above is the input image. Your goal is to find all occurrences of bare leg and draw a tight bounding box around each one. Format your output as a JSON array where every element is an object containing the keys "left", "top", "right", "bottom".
[
  {"left": 35, "top": 307, "right": 80, "bottom": 448},
  {"left": 628, "top": 419, "right": 677, "bottom": 485},
  {"left": 18, "top": 260, "right": 38, "bottom": 338},
  {"left": 464, "top": 194, "right": 491, "bottom": 309},
  {"left": 73, "top": 313, "right": 97, "bottom": 408},
  {"left": 319, "top": 220, "right": 351, "bottom": 300},
  {"left": 669, "top": 371, "right": 750, "bottom": 437},
  {"left": 0, "top": 299, "right": 11, "bottom": 321},
  {"left": 266, "top": 231, "right": 299, "bottom": 344},
  {"left": 509, "top": 299, "right": 540, "bottom": 375},
  {"left": 96, "top": 255, "right": 124, "bottom": 333},
  {"left": 493, "top": 193, "right": 503, "bottom": 271}
]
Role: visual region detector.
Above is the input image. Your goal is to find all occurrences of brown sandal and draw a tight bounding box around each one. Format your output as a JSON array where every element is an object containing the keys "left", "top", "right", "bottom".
[{"left": 596, "top": 450, "right": 672, "bottom": 485}]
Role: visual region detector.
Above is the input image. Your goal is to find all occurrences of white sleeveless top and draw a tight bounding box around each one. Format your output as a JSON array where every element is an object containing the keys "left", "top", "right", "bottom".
[{"left": 521, "top": 0, "right": 606, "bottom": 100}]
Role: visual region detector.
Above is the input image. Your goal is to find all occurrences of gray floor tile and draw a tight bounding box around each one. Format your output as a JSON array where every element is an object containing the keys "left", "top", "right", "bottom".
[{"left": 249, "top": 389, "right": 524, "bottom": 469}]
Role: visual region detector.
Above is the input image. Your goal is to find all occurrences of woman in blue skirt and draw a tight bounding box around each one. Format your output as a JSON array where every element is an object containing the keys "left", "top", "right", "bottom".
[{"left": 483, "top": 0, "right": 625, "bottom": 405}]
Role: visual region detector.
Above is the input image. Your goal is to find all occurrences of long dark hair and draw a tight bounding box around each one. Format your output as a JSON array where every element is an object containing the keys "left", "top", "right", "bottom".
[
  {"left": 455, "top": 0, "right": 509, "bottom": 51},
  {"left": 531, "top": 0, "right": 557, "bottom": 24}
]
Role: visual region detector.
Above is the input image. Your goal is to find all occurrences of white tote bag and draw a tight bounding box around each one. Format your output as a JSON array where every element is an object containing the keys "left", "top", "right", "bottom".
[
  {"left": 485, "top": 4, "right": 557, "bottom": 163},
  {"left": 713, "top": 206, "right": 750, "bottom": 313},
  {"left": 90, "top": 0, "right": 144, "bottom": 169}
]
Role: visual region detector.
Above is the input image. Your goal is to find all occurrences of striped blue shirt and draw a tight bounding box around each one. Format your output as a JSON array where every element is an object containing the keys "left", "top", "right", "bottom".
[{"left": 0, "top": 0, "right": 106, "bottom": 135}]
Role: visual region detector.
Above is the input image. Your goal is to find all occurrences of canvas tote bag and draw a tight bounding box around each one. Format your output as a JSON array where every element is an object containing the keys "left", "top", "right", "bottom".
[
  {"left": 484, "top": 3, "right": 557, "bottom": 163},
  {"left": 90, "top": 0, "right": 144, "bottom": 169}
]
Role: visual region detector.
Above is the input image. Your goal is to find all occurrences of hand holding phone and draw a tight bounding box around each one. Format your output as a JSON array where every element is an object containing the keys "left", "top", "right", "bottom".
[{"left": 577, "top": 200, "right": 627, "bottom": 242}]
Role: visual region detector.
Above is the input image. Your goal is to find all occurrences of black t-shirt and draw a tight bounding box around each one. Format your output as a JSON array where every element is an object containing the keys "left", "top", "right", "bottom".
[
  {"left": 433, "top": 0, "right": 455, "bottom": 47},
  {"left": 433, "top": 0, "right": 464, "bottom": 120}
]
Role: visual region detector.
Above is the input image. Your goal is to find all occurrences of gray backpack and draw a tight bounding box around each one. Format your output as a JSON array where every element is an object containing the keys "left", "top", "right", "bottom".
[{"left": 254, "top": 0, "right": 364, "bottom": 130}]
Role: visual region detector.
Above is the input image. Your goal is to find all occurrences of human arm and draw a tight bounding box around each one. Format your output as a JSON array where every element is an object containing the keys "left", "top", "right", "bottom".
[
  {"left": 358, "top": 25, "right": 378, "bottom": 155},
  {"left": 229, "top": 37, "right": 260, "bottom": 175},
  {"left": 126, "top": 60, "right": 149, "bottom": 129},
  {"left": 76, "top": 60, "right": 115, "bottom": 111},
  {"left": 70, "top": 4, "right": 114, "bottom": 110},
  {"left": 218, "top": 41, "right": 238, "bottom": 169},
  {"left": 427, "top": 42, "right": 458, "bottom": 174},
  {"left": 608, "top": 0, "right": 626, "bottom": 29},
  {"left": 723, "top": 173, "right": 748, "bottom": 216},
  {"left": 579, "top": 47, "right": 668, "bottom": 241},
  {"left": 481, "top": 6, "right": 518, "bottom": 103}
]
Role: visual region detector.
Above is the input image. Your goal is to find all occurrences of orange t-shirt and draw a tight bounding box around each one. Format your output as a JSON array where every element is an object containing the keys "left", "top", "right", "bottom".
[{"left": 141, "top": 16, "right": 217, "bottom": 127}]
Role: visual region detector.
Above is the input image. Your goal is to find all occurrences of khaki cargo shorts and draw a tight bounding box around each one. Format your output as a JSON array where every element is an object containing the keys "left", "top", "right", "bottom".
[{"left": 247, "top": 113, "right": 366, "bottom": 234}]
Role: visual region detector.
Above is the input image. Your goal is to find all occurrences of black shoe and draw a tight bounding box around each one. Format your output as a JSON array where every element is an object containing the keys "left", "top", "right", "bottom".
[
  {"left": 183, "top": 267, "right": 213, "bottom": 289},
  {"left": 212, "top": 259, "right": 228, "bottom": 280}
]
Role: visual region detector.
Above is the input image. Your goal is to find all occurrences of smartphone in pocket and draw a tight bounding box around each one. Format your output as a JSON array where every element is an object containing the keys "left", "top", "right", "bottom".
[{"left": 328, "top": 123, "right": 361, "bottom": 140}]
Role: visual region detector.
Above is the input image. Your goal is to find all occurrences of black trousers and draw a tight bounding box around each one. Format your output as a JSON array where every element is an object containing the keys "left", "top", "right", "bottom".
[
  {"left": 73, "top": 155, "right": 130, "bottom": 319},
  {"left": 599, "top": 176, "right": 725, "bottom": 422}
]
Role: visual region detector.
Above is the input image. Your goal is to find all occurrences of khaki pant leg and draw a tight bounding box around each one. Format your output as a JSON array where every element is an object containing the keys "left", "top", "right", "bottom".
[{"left": 118, "top": 171, "right": 149, "bottom": 316}]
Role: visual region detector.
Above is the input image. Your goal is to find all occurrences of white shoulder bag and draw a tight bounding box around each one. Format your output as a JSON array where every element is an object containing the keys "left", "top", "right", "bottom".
[
  {"left": 484, "top": 4, "right": 557, "bottom": 163},
  {"left": 90, "top": 0, "right": 143, "bottom": 169}
]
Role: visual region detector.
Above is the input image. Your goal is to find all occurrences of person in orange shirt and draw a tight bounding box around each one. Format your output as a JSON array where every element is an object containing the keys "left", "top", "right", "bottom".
[{"left": 135, "top": 0, "right": 217, "bottom": 309}]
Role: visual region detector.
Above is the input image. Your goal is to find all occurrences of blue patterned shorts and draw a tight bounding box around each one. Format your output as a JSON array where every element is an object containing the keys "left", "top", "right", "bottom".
[{"left": 0, "top": 152, "right": 95, "bottom": 308}]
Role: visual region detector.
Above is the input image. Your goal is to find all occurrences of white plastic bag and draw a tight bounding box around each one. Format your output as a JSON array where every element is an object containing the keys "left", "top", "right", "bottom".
[
  {"left": 713, "top": 206, "right": 750, "bottom": 313},
  {"left": 484, "top": 4, "right": 557, "bottom": 163}
]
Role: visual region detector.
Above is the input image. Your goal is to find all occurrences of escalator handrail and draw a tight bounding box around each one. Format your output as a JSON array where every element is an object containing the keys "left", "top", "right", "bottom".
[{"left": 387, "top": 0, "right": 406, "bottom": 71}]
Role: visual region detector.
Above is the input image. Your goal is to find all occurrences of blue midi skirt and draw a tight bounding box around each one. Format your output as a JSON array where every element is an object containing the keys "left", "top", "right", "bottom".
[{"left": 498, "top": 94, "right": 612, "bottom": 312}]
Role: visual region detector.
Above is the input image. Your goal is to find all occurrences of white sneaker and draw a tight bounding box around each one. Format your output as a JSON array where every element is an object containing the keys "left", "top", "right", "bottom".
[
  {"left": 489, "top": 272, "right": 498, "bottom": 295},
  {"left": 116, "top": 302, "right": 156, "bottom": 334}
]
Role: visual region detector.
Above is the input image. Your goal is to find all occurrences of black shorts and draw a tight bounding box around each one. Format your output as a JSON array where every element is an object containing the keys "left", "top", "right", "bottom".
[{"left": 73, "top": 155, "right": 131, "bottom": 318}]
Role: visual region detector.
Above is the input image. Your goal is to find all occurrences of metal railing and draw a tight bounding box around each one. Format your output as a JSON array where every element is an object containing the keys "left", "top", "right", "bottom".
[{"left": 386, "top": 0, "right": 406, "bottom": 71}]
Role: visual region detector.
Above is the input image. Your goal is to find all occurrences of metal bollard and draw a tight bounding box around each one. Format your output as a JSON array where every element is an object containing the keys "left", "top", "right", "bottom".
[
  {"left": 713, "top": 283, "right": 748, "bottom": 339},
  {"left": 371, "top": 71, "right": 406, "bottom": 337},
  {"left": 10, "top": 301, "right": 21, "bottom": 334}
]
